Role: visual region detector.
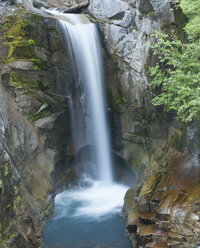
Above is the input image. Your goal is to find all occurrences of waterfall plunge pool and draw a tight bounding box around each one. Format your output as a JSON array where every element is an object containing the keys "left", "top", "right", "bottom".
[
  {"left": 42, "top": 181, "right": 132, "bottom": 248},
  {"left": 42, "top": 11, "right": 132, "bottom": 248}
]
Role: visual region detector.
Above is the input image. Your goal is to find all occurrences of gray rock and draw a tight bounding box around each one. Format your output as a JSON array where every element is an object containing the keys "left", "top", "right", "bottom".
[
  {"left": 1, "top": 65, "right": 10, "bottom": 75},
  {"left": 111, "top": 9, "right": 134, "bottom": 28},
  {"left": 151, "top": 0, "right": 168, "bottom": 10},
  {"left": 154, "top": 2, "right": 175, "bottom": 23},
  {"left": 33, "top": 0, "right": 48, "bottom": 8},
  {"left": 35, "top": 148, "right": 58, "bottom": 172},
  {"left": 34, "top": 47, "right": 48, "bottom": 61},
  {"left": 88, "top": 0, "right": 132, "bottom": 27},
  {"left": 45, "top": 0, "right": 78, "bottom": 8},
  {"left": 10, "top": 0, "right": 32, "bottom": 6},
  {"left": 128, "top": 0, "right": 136, "bottom": 8},
  {"left": 7, "top": 61, "right": 34, "bottom": 70},
  {"left": 34, "top": 113, "right": 60, "bottom": 129},
  {"left": 0, "top": 10, "right": 73, "bottom": 247},
  {"left": 4, "top": 0, "right": 44, "bottom": 13},
  {"left": 13, "top": 123, "right": 24, "bottom": 150},
  {"left": 8, "top": 232, "right": 30, "bottom": 248},
  {"left": 138, "top": 0, "right": 154, "bottom": 14},
  {"left": 27, "top": 128, "right": 39, "bottom": 152},
  {"left": 15, "top": 90, "right": 41, "bottom": 114},
  {"left": 0, "top": 114, "right": 6, "bottom": 136}
]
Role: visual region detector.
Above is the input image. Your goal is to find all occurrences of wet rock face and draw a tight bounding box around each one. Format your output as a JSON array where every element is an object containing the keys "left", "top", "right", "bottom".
[
  {"left": 93, "top": 0, "right": 174, "bottom": 181},
  {"left": 89, "top": 0, "right": 200, "bottom": 247},
  {"left": 124, "top": 153, "right": 200, "bottom": 247},
  {"left": 0, "top": 7, "right": 74, "bottom": 247}
]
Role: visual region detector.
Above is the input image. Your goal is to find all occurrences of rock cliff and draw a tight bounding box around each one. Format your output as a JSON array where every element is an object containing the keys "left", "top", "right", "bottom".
[
  {"left": 0, "top": 0, "right": 200, "bottom": 247},
  {"left": 87, "top": 0, "right": 200, "bottom": 247},
  {"left": 0, "top": 5, "right": 75, "bottom": 247}
]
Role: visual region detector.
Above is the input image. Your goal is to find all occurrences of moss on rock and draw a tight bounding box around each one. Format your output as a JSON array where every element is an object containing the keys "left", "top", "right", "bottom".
[{"left": 169, "top": 127, "right": 187, "bottom": 152}]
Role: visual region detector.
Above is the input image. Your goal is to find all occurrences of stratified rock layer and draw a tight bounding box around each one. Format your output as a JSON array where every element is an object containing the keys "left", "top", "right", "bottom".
[
  {"left": 125, "top": 153, "right": 200, "bottom": 247},
  {"left": 88, "top": 0, "right": 200, "bottom": 247},
  {"left": 0, "top": 6, "right": 75, "bottom": 247}
]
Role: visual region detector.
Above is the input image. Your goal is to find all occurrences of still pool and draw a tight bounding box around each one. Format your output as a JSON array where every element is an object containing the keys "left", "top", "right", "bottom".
[{"left": 42, "top": 182, "right": 132, "bottom": 248}]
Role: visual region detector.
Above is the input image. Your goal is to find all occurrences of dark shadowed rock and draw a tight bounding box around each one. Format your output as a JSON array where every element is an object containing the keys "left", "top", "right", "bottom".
[
  {"left": 8, "top": 232, "right": 30, "bottom": 248},
  {"left": 74, "top": 145, "right": 135, "bottom": 186},
  {"left": 112, "top": 153, "right": 135, "bottom": 186},
  {"left": 138, "top": 0, "right": 154, "bottom": 14}
]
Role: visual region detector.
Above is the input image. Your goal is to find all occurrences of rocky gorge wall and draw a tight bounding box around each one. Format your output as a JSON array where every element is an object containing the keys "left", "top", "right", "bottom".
[
  {"left": 0, "top": 5, "right": 77, "bottom": 247},
  {"left": 86, "top": 0, "right": 200, "bottom": 247},
  {"left": 0, "top": 0, "right": 200, "bottom": 247}
]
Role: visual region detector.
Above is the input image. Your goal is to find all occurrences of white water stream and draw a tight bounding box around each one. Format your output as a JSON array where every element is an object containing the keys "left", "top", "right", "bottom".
[
  {"left": 51, "top": 9, "right": 129, "bottom": 217},
  {"left": 43, "top": 11, "right": 131, "bottom": 248},
  {"left": 60, "top": 16, "right": 113, "bottom": 184}
]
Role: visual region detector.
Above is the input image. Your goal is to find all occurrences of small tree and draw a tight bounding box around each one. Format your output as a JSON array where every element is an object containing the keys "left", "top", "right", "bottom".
[{"left": 149, "top": 0, "right": 200, "bottom": 122}]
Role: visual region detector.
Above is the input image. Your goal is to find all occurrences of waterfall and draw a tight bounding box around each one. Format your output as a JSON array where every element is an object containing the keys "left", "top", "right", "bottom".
[
  {"left": 42, "top": 11, "right": 132, "bottom": 248},
  {"left": 59, "top": 15, "right": 113, "bottom": 184},
  {"left": 43, "top": 10, "right": 130, "bottom": 217}
]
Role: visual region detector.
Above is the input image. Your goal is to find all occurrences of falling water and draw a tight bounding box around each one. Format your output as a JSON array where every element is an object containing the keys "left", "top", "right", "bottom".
[
  {"left": 43, "top": 10, "right": 132, "bottom": 248},
  {"left": 60, "top": 15, "right": 113, "bottom": 184}
]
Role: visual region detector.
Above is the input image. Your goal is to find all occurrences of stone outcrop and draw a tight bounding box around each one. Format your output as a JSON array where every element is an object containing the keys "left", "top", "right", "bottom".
[
  {"left": 0, "top": 6, "right": 75, "bottom": 247},
  {"left": 124, "top": 153, "right": 200, "bottom": 247}
]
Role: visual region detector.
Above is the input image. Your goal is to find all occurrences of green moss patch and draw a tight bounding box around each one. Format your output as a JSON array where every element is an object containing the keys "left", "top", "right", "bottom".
[
  {"left": 1, "top": 9, "right": 49, "bottom": 70},
  {"left": 27, "top": 108, "right": 52, "bottom": 122},
  {"left": 0, "top": 151, "right": 23, "bottom": 246},
  {"left": 139, "top": 172, "right": 162, "bottom": 201},
  {"left": 169, "top": 129, "right": 187, "bottom": 152}
]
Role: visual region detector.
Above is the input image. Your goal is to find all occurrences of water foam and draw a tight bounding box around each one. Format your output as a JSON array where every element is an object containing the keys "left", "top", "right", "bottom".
[{"left": 55, "top": 182, "right": 128, "bottom": 220}]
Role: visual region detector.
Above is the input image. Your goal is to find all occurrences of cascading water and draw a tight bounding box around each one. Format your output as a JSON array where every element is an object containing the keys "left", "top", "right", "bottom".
[
  {"left": 60, "top": 16, "right": 112, "bottom": 184},
  {"left": 43, "top": 11, "right": 132, "bottom": 248}
]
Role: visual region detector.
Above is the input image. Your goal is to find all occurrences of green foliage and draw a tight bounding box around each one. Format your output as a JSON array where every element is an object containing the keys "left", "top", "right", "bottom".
[
  {"left": 149, "top": 1, "right": 200, "bottom": 122},
  {"left": 111, "top": 95, "right": 124, "bottom": 108},
  {"left": 27, "top": 108, "right": 51, "bottom": 122},
  {"left": 33, "top": 60, "right": 48, "bottom": 71},
  {"left": 10, "top": 69, "right": 37, "bottom": 89},
  {"left": 180, "top": 0, "right": 200, "bottom": 38},
  {"left": 149, "top": 31, "right": 200, "bottom": 122},
  {"left": 2, "top": 9, "right": 32, "bottom": 62},
  {"left": 1, "top": 9, "right": 47, "bottom": 69}
]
